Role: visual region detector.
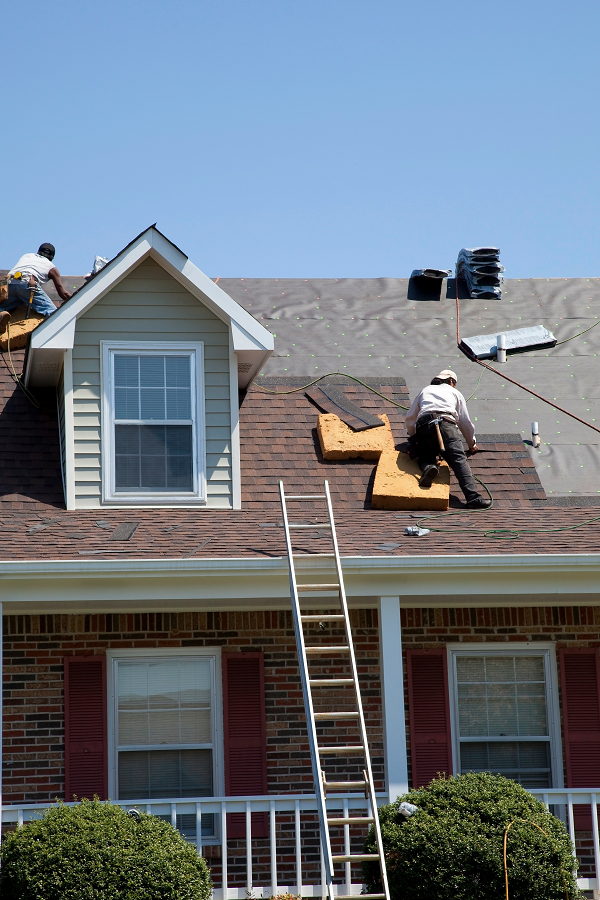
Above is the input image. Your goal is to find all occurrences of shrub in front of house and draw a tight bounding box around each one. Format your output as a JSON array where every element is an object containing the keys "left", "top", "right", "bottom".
[
  {"left": 363, "top": 772, "right": 581, "bottom": 900},
  {"left": 0, "top": 798, "right": 212, "bottom": 900}
]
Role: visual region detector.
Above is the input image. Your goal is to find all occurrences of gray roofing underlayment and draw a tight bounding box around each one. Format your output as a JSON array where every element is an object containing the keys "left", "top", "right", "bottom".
[
  {"left": 12, "top": 270, "right": 600, "bottom": 500},
  {"left": 217, "top": 275, "right": 600, "bottom": 499}
]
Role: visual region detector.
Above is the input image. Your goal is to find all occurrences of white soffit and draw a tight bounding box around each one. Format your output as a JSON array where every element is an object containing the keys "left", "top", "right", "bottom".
[{"left": 26, "top": 226, "right": 274, "bottom": 387}]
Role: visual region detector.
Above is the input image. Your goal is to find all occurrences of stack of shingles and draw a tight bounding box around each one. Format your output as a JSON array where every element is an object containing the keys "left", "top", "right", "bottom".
[{"left": 456, "top": 247, "right": 505, "bottom": 299}]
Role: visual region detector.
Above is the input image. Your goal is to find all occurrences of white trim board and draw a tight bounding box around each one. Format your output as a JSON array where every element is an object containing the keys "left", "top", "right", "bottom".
[{"left": 26, "top": 226, "right": 273, "bottom": 388}]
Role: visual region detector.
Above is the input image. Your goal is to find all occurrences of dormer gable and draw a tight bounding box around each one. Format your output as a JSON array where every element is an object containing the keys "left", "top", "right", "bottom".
[{"left": 37, "top": 226, "right": 273, "bottom": 511}]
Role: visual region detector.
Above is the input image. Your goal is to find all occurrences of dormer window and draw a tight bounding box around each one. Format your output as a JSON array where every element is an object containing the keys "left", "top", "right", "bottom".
[{"left": 102, "top": 342, "right": 205, "bottom": 504}]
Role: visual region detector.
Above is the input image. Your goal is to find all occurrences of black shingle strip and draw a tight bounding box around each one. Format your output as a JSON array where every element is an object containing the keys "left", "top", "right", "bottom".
[{"left": 305, "top": 386, "right": 384, "bottom": 430}]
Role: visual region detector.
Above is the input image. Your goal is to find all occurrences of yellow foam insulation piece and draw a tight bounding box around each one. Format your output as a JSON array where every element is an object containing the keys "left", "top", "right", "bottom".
[
  {"left": 318, "top": 413, "right": 395, "bottom": 460},
  {"left": 372, "top": 449, "right": 450, "bottom": 511},
  {"left": 0, "top": 305, "right": 44, "bottom": 352}
]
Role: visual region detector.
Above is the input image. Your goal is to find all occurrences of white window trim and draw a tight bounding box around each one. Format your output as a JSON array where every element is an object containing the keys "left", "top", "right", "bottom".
[
  {"left": 106, "top": 647, "right": 224, "bottom": 809},
  {"left": 101, "top": 341, "right": 206, "bottom": 505},
  {"left": 446, "top": 642, "right": 563, "bottom": 789}
]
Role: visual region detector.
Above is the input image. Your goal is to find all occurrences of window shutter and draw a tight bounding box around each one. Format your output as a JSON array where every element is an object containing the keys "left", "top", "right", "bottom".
[
  {"left": 222, "top": 652, "right": 268, "bottom": 838},
  {"left": 406, "top": 648, "right": 452, "bottom": 788},
  {"left": 560, "top": 648, "right": 600, "bottom": 828},
  {"left": 64, "top": 656, "right": 108, "bottom": 801}
]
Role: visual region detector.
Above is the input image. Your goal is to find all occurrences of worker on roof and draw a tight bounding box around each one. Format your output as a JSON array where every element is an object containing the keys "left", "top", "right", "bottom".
[
  {"left": 405, "top": 369, "right": 492, "bottom": 510},
  {"left": 1, "top": 244, "right": 72, "bottom": 332}
]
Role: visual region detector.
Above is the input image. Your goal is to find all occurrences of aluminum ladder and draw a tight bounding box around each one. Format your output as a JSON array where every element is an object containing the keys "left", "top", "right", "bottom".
[{"left": 279, "top": 479, "right": 390, "bottom": 900}]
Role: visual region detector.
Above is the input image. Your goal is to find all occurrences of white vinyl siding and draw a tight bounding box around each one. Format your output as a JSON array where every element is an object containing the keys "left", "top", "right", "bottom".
[
  {"left": 71, "top": 258, "right": 232, "bottom": 508},
  {"left": 448, "top": 647, "right": 562, "bottom": 790}
]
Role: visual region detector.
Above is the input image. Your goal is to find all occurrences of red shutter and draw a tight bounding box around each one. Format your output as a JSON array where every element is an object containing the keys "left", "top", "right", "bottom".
[
  {"left": 222, "top": 652, "right": 268, "bottom": 838},
  {"left": 560, "top": 648, "right": 600, "bottom": 828},
  {"left": 64, "top": 655, "right": 108, "bottom": 801},
  {"left": 406, "top": 648, "right": 452, "bottom": 788}
]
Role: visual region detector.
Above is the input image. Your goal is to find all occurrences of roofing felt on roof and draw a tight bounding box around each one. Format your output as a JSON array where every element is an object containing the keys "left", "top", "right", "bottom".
[{"left": 217, "top": 275, "right": 600, "bottom": 498}]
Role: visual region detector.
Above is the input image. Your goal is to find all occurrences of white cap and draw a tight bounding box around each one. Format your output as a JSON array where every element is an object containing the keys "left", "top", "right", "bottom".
[{"left": 436, "top": 369, "right": 457, "bottom": 383}]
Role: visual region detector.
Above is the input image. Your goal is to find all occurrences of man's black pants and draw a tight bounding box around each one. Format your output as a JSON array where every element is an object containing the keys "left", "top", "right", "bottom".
[{"left": 415, "top": 418, "right": 481, "bottom": 503}]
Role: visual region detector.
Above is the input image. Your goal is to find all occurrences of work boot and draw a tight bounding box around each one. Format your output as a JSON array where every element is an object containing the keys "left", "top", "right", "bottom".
[
  {"left": 0, "top": 311, "right": 10, "bottom": 337},
  {"left": 419, "top": 464, "right": 439, "bottom": 488},
  {"left": 466, "top": 496, "right": 492, "bottom": 510}
]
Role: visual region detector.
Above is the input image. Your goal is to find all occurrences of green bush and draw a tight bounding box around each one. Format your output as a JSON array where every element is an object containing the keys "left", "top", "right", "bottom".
[
  {"left": 363, "top": 772, "right": 581, "bottom": 900},
  {"left": 0, "top": 799, "right": 212, "bottom": 900}
]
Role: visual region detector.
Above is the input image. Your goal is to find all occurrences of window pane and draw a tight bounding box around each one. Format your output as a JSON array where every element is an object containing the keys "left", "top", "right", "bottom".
[
  {"left": 115, "top": 424, "right": 193, "bottom": 492},
  {"left": 114, "top": 356, "right": 139, "bottom": 388},
  {"left": 115, "top": 388, "right": 140, "bottom": 420},
  {"left": 166, "top": 356, "right": 191, "bottom": 389},
  {"left": 460, "top": 741, "right": 551, "bottom": 789},
  {"left": 141, "top": 388, "right": 165, "bottom": 420},
  {"left": 118, "top": 749, "right": 213, "bottom": 799},
  {"left": 456, "top": 655, "right": 549, "bottom": 738},
  {"left": 140, "top": 356, "right": 165, "bottom": 388},
  {"left": 166, "top": 389, "right": 191, "bottom": 420}
]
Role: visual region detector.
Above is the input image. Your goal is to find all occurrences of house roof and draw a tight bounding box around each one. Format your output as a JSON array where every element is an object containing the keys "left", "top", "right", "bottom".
[{"left": 0, "top": 266, "right": 599, "bottom": 562}]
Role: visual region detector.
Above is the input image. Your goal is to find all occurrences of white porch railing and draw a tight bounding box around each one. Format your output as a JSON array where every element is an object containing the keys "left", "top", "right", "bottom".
[
  {"left": 2, "top": 792, "right": 386, "bottom": 899},
  {"left": 531, "top": 789, "right": 600, "bottom": 893},
  {"left": 3, "top": 790, "right": 599, "bottom": 895}
]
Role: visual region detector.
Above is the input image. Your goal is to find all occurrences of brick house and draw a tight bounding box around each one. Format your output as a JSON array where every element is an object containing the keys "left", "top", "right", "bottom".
[{"left": 2, "top": 227, "right": 600, "bottom": 897}]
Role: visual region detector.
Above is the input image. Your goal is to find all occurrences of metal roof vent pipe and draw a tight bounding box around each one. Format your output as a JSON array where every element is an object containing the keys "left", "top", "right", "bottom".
[
  {"left": 496, "top": 333, "right": 507, "bottom": 363},
  {"left": 531, "top": 421, "right": 541, "bottom": 448}
]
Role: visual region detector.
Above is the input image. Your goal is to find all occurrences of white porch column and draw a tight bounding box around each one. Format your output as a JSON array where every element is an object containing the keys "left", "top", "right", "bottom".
[{"left": 378, "top": 596, "right": 408, "bottom": 800}]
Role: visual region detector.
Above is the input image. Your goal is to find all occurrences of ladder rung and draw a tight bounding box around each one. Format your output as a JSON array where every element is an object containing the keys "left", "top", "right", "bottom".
[
  {"left": 298, "top": 586, "right": 340, "bottom": 593},
  {"left": 314, "top": 711, "right": 359, "bottom": 720},
  {"left": 319, "top": 745, "right": 365, "bottom": 754},
  {"left": 301, "top": 614, "right": 343, "bottom": 621},
  {"left": 305, "top": 645, "right": 350, "bottom": 654},
  {"left": 311, "top": 678, "right": 354, "bottom": 686},
  {"left": 332, "top": 854, "right": 380, "bottom": 863},
  {"left": 285, "top": 495, "right": 326, "bottom": 500},
  {"left": 327, "top": 816, "right": 375, "bottom": 825},
  {"left": 324, "top": 780, "right": 366, "bottom": 790},
  {"left": 288, "top": 523, "right": 332, "bottom": 529}
]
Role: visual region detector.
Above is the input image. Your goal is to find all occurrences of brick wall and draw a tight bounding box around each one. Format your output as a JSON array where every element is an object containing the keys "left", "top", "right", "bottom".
[{"left": 2, "top": 609, "right": 383, "bottom": 805}]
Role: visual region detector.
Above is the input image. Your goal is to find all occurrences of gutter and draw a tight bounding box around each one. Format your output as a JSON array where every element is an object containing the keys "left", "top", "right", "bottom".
[{"left": 0, "top": 552, "right": 598, "bottom": 578}]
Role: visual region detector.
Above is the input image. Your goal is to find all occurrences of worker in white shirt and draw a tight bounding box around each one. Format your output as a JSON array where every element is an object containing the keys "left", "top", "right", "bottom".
[
  {"left": 405, "top": 369, "right": 492, "bottom": 510},
  {"left": 1, "top": 244, "right": 72, "bottom": 332}
]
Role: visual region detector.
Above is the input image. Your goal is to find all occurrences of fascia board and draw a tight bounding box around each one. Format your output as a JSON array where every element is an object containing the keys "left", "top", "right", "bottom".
[
  {"left": 1, "top": 554, "right": 600, "bottom": 610},
  {"left": 231, "top": 321, "right": 272, "bottom": 352},
  {"left": 31, "top": 234, "right": 153, "bottom": 350}
]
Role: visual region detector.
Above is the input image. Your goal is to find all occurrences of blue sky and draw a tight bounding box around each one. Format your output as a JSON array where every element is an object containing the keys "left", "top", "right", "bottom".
[{"left": 3, "top": 0, "right": 599, "bottom": 278}]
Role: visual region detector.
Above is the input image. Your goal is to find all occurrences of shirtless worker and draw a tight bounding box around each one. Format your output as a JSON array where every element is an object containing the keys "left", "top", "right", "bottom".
[
  {"left": 405, "top": 369, "right": 492, "bottom": 510},
  {"left": 0, "top": 243, "right": 72, "bottom": 334}
]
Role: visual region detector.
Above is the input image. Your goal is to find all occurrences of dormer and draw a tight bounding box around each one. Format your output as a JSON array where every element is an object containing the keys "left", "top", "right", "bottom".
[{"left": 26, "top": 226, "right": 273, "bottom": 510}]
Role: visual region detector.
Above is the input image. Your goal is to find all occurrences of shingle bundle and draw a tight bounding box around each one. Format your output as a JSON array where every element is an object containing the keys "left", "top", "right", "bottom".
[{"left": 456, "top": 247, "right": 504, "bottom": 299}]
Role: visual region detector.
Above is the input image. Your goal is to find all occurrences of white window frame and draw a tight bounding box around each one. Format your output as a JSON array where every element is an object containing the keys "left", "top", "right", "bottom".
[
  {"left": 106, "top": 648, "right": 224, "bottom": 827},
  {"left": 101, "top": 341, "right": 206, "bottom": 505},
  {"left": 446, "top": 643, "right": 563, "bottom": 789}
]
